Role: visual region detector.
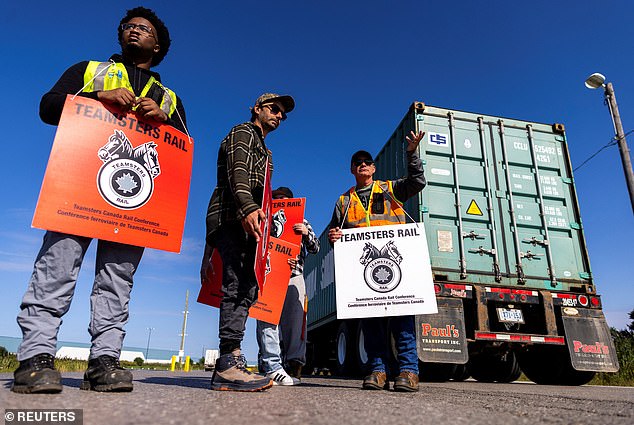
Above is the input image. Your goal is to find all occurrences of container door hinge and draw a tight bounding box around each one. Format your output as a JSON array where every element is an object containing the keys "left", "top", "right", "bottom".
[
  {"left": 570, "top": 222, "right": 581, "bottom": 230},
  {"left": 561, "top": 177, "right": 573, "bottom": 184},
  {"left": 579, "top": 272, "right": 591, "bottom": 280}
]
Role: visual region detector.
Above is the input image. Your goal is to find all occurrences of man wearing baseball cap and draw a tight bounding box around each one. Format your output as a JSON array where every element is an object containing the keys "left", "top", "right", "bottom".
[
  {"left": 204, "top": 92, "right": 294, "bottom": 391},
  {"left": 328, "top": 130, "right": 426, "bottom": 392}
]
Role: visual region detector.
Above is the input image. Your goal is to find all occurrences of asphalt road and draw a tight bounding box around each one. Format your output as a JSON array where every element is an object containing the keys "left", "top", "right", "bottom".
[{"left": 1, "top": 371, "right": 633, "bottom": 425}]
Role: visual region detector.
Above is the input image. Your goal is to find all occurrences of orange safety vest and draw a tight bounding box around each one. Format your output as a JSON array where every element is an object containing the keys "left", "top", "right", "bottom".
[{"left": 339, "top": 180, "right": 406, "bottom": 228}]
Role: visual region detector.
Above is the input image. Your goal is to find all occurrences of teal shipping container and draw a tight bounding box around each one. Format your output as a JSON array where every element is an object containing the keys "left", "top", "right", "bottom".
[{"left": 304, "top": 102, "right": 619, "bottom": 385}]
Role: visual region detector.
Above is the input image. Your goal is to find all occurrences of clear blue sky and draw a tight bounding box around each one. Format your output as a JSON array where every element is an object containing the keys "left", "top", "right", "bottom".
[{"left": 0, "top": 1, "right": 632, "bottom": 363}]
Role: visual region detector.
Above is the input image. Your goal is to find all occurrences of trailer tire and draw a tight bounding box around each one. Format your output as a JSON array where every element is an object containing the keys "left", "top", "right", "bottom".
[
  {"left": 419, "top": 362, "right": 457, "bottom": 382},
  {"left": 355, "top": 323, "right": 369, "bottom": 373},
  {"left": 517, "top": 345, "right": 595, "bottom": 386},
  {"left": 470, "top": 351, "right": 521, "bottom": 383},
  {"left": 335, "top": 321, "right": 358, "bottom": 376},
  {"left": 452, "top": 363, "right": 470, "bottom": 381}
]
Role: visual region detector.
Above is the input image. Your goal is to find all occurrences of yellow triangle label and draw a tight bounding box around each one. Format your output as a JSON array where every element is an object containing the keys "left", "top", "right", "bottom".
[{"left": 466, "top": 199, "right": 483, "bottom": 216}]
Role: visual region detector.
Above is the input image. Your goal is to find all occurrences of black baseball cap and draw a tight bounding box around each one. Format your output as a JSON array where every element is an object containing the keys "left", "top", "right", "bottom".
[
  {"left": 351, "top": 150, "right": 373, "bottom": 164},
  {"left": 272, "top": 186, "right": 294, "bottom": 198}
]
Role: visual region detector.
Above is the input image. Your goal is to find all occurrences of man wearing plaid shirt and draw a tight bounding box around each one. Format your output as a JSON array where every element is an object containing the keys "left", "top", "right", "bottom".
[
  {"left": 256, "top": 186, "right": 320, "bottom": 385},
  {"left": 204, "top": 93, "right": 295, "bottom": 392}
]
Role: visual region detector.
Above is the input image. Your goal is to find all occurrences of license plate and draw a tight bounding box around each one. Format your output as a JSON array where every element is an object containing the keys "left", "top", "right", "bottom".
[{"left": 496, "top": 308, "right": 524, "bottom": 323}]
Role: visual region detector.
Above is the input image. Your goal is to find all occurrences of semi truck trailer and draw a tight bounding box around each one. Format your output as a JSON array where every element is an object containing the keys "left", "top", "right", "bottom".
[{"left": 304, "top": 102, "right": 619, "bottom": 385}]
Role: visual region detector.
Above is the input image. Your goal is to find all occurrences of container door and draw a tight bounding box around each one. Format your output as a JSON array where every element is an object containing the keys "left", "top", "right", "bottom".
[
  {"left": 491, "top": 120, "right": 589, "bottom": 288},
  {"left": 418, "top": 110, "right": 504, "bottom": 283}
]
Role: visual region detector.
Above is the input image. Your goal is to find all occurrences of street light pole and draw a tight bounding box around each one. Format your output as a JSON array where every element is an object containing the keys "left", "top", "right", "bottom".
[
  {"left": 585, "top": 73, "right": 634, "bottom": 213},
  {"left": 603, "top": 82, "right": 634, "bottom": 213},
  {"left": 145, "top": 327, "right": 154, "bottom": 361}
]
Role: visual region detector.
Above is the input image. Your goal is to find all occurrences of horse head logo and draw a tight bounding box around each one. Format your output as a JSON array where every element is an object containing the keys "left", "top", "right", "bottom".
[
  {"left": 272, "top": 209, "right": 287, "bottom": 238},
  {"left": 380, "top": 240, "right": 403, "bottom": 264},
  {"left": 359, "top": 242, "right": 380, "bottom": 266},
  {"left": 134, "top": 142, "right": 161, "bottom": 178},
  {"left": 98, "top": 129, "right": 134, "bottom": 162}
]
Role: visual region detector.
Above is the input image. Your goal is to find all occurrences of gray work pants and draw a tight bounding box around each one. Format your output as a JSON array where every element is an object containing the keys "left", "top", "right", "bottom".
[{"left": 16, "top": 231, "right": 144, "bottom": 361}]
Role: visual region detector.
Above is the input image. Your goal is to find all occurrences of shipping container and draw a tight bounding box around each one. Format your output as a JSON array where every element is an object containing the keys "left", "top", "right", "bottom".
[{"left": 304, "top": 102, "right": 619, "bottom": 385}]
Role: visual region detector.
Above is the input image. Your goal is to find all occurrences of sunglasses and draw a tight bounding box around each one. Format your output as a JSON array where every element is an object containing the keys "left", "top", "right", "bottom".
[
  {"left": 261, "top": 103, "right": 287, "bottom": 121},
  {"left": 353, "top": 159, "right": 374, "bottom": 166}
]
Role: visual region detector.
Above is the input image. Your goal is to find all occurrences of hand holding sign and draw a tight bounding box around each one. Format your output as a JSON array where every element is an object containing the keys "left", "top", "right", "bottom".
[{"left": 242, "top": 208, "right": 266, "bottom": 242}]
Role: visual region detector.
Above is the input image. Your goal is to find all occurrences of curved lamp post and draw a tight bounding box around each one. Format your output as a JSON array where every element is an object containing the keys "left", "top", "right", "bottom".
[{"left": 585, "top": 73, "right": 634, "bottom": 213}]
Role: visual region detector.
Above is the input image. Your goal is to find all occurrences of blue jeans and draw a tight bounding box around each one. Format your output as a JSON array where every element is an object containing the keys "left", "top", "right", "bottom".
[
  {"left": 361, "top": 315, "right": 418, "bottom": 374},
  {"left": 256, "top": 320, "right": 282, "bottom": 373}
]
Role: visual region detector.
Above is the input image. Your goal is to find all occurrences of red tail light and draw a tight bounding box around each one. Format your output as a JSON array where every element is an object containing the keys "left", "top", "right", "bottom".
[{"left": 578, "top": 295, "right": 589, "bottom": 307}]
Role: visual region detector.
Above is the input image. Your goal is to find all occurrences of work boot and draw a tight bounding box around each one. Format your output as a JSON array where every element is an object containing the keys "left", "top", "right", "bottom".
[
  {"left": 80, "top": 355, "right": 133, "bottom": 392},
  {"left": 393, "top": 370, "right": 419, "bottom": 392},
  {"left": 286, "top": 359, "right": 303, "bottom": 380},
  {"left": 211, "top": 350, "right": 273, "bottom": 392},
  {"left": 362, "top": 370, "right": 388, "bottom": 390},
  {"left": 11, "top": 353, "right": 62, "bottom": 394}
]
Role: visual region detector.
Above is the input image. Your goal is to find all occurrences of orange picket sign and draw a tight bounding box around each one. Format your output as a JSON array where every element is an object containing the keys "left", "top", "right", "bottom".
[
  {"left": 255, "top": 168, "right": 273, "bottom": 289},
  {"left": 271, "top": 197, "right": 305, "bottom": 247},
  {"left": 32, "top": 95, "right": 193, "bottom": 252},
  {"left": 198, "top": 237, "right": 300, "bottom": 325},
  {"left": 197, "top": 248, "right": 224, "bottom": 308}
]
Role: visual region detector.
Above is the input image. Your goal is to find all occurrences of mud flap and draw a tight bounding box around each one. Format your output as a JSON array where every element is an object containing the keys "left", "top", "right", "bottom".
[
  {"left": 561, "top": 308, "right": 619, "bottom": 372},
  {"left": 415, "top": 297, "right": 468, "bottom": 364}
]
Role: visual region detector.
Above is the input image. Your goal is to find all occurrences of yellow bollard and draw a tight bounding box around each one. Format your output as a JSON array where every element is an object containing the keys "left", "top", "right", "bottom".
[
  {"left": 184, "top": 356, "right": 191, "bottom": 372},
  {"left": 170, "top": 355, "right": 177, "bottom": 372}
]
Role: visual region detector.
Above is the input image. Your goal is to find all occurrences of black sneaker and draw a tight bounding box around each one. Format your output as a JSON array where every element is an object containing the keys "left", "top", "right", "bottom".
[
  {"left": 80, "top": 355, "right": 133, "bottom": 392},
  {"left": 211, "top": 351, "right": 273, "bottom": 392},
  {"left": 12, "top": 353, "right": 62, "bottom": 394}
]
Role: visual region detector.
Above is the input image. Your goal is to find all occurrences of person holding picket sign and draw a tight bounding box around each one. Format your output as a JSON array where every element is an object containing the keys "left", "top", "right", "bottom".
[
  {"left": 256, "top": 186, "right": 320, "bottom": 385},
  {"left": 328, "top": 130, "right": 425, "bottom": 392},
  {"left": 13, "top": 7, "right": 187, "bottom": 394},
  {"left": 204, "top": 93, "right": 295, "bottom": 392}
]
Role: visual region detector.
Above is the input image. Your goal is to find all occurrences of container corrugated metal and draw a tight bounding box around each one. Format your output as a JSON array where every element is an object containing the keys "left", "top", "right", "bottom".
[{"left": 306, "top": 102, "right": 593, "bottom": 330}]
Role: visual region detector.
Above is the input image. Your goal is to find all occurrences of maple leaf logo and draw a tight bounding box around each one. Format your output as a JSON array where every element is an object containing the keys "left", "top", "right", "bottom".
[
  {"left": 116, "top": 173, "right": 138, "bottom": 194},
  {"left": 374, "top": 267, "right": 392, "bottom": 283}
]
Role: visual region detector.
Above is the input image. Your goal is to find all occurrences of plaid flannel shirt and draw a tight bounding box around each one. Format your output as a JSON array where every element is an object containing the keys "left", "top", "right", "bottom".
[{"left": 206, "top": 122, "right": 272, "bottom": 244}]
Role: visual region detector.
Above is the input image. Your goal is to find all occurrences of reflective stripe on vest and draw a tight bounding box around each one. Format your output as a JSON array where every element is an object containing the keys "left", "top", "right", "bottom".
[
  {"left": 83, "top": 61, "right": 178, "bottom": 118},
  {"left": 339, "top": 180, "right": 406, "bottom": 228}
]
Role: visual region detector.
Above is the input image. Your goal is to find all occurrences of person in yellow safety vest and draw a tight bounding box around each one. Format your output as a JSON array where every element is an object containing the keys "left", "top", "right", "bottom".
[
  {"left": 328, "top": 130, "right": 425, "bottom": 392},
  {"left": 12, "top": 7, "right": 186, "bottom": 395}
]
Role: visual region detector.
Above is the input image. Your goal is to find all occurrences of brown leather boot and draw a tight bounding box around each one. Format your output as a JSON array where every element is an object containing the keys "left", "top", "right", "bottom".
[
  {"left": 393, "top": 371, "right": 419, "bottom": 392},
  {"left": 362, "top": 371, "right": 388, "bottom": 390}
]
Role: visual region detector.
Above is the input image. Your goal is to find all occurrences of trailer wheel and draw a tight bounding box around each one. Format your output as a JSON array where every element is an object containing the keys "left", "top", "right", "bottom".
[
  {"left": 452, "top": 363, "right": 470, "bottom": 381},
  {"left": 335, "top": 321, "right": 358, "bottom": 376},
  {"left": 304, "top": 341, "right": 315, "bottom": 376},
  {"left": 355, "top": 323, "right": 369, "bottom": 373},
  {"left": 419, "top": 362, "right": 457, "bottom": 382},
  {"left": 470, "top": 351, "right": 521, "bottom": 383},
  {"left": 517, "top": 345, "right": 595, "bottom": 386}
]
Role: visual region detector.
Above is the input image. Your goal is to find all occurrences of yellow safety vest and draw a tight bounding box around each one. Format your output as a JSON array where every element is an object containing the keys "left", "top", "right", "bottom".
[
  {"left": 83, "top": 61, "right": 178, "bottom": 118},
  {"left": 339, "top": 180, "right": 406, "bottom": 228}
]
